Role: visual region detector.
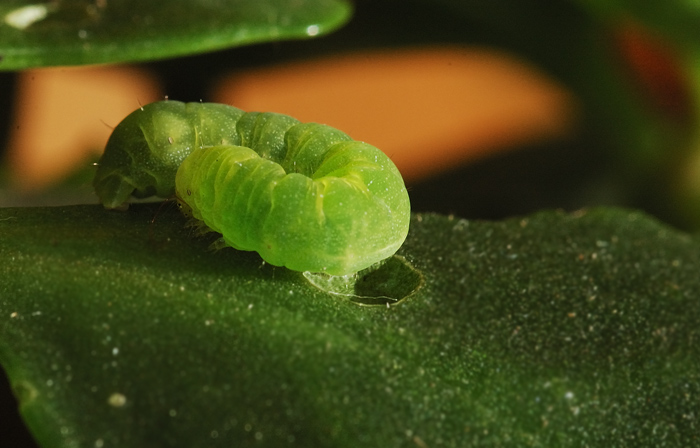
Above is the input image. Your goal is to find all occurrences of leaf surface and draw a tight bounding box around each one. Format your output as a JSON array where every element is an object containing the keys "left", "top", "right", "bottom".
[
  {"left": 1, "top": 205, "right": 699, "bottom": 446},
  {"left": 0, "top": 0, "right": 351, "bottom": 69}
]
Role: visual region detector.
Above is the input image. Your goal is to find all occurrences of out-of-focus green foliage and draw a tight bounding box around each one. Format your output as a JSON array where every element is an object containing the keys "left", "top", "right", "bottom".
[{"left": 0, "top": 0, "right": 351, "bottom": 69}]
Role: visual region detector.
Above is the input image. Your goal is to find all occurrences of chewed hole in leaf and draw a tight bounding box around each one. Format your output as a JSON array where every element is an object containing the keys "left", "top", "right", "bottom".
[{"left": 303, "top": 255, "right": 423, "bottom": 306}]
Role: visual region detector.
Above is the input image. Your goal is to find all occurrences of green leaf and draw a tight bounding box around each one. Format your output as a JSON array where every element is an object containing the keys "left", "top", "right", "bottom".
[
  {"left": 0, "top": 0, "right": 352, "bottom": 70},
  {"left": 574, "top": 0, "right": 700, "bottom": 51},
  {"left": 1, "top": 205, "right": 699, "bottom": 446}
]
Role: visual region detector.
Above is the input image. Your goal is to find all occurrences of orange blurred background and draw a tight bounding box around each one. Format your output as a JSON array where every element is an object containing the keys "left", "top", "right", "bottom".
[{"left": 5, "top": 45, "right": 576, "bottom": 193}]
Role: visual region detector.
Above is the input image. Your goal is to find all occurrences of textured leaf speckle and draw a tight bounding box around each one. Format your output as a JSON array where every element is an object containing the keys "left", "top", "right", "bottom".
[{"left": 1, "top": 205, "right": 699, "bottom": 446}]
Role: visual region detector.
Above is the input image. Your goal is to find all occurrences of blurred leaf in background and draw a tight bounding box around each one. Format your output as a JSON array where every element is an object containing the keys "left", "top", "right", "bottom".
[
  {"left": 5, "top": 0, "right": 700, "bottom": 225},
  {"left": 0, "top": 0, "right": 352, "bottom": 68}
]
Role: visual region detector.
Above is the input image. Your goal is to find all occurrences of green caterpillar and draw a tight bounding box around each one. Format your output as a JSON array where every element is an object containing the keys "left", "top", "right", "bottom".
[{"left": 94, "top": 101, "right": 411, "bottom": 275}]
